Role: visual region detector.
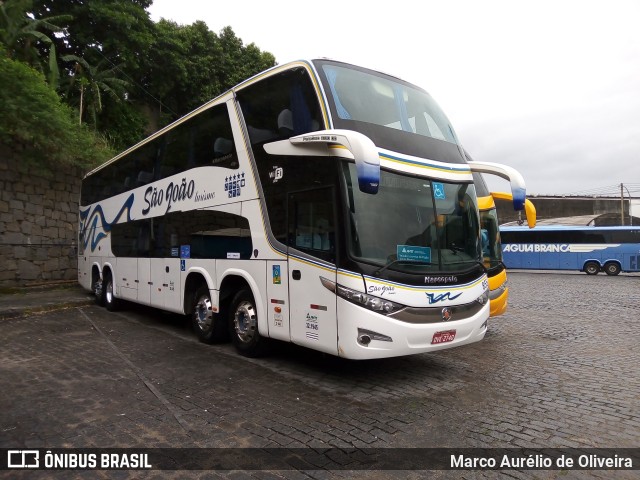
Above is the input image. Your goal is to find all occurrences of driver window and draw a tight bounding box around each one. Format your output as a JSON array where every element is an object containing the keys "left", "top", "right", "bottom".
[{"left": 288, "top": 188, "right": 336, "bottom": 263}]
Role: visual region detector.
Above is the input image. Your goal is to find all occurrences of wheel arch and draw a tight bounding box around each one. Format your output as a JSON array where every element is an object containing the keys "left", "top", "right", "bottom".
[
  {"left": 582, "top": 259, "right": 601, "bottom": 271},
  {"left": 603, "top": 259, "right": 622, "bottom": 275},
  {"left": 219, "top": 269, "right": 268, "bottom": 337}
]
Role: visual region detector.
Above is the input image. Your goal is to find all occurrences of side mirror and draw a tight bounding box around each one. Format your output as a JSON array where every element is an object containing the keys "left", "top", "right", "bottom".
[
  {"left": 468, "top": 161, "right": 526, "bottom": 211},
  {"left": 264, "top": 129, "right": 380, "bottom": 194},
  {"left": 491, "top": 192, "right": 537, "bottom": 228}
]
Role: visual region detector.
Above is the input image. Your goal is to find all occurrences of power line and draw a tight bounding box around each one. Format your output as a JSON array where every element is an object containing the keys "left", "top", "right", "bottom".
[{"left": 91, "top": 47, "right": 178, "bottom": 117}]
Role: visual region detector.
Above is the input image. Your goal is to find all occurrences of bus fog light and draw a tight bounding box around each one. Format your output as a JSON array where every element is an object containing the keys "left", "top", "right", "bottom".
[{"left": 357, "top": 328, "right": 392, "bottom": 345}]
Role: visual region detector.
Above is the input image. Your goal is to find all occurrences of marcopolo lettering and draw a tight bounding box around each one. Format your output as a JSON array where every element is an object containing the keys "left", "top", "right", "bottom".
[
  {"left": 503, "top": 243, "right": 570, "bottom": 253},
  {"left": 143, "top": 178, "right": 195, "bottom": 215}
]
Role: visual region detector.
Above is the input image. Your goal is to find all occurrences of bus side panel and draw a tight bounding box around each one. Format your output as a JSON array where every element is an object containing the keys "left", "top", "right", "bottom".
[
  {"left": 137, "top": 258, "right": 151, "bottom": 305},
  {"left": 117, "top": 257, "right": 138, "bottom": 301},
  {"left": 626, "top": 253, "right": 640, "bottom": 272},
  {"left": 288, "top": 257, "right": 338, "bottom": 355},
  {"left": 503, "top": 249, "right": 534, "bottom": 269},
  {"left": 78, "top": 255, "right": 90, "bottom": 291},
  {"left": 266, "top": 260, "right": 290, "bottom": 341},
  {"left": 539, "top": 251, "right": 560, "bottom": 270},
  {"left": 149, "top": 258, "right": 182, "bottom": 312}
]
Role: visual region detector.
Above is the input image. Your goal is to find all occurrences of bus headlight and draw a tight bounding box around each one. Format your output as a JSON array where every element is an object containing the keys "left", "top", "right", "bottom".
[
  {"left": 320, "top": 277, "right": 404, "bottom": 314},
  {"left": 476, "top": 289, "right": 490, "bottom": 306}
]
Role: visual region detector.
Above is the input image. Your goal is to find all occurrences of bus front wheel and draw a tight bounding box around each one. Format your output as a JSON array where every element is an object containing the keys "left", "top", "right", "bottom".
[
  {"left": 584, "top": 262, "right": 600, "bottom": 275},
  {"left": 229, "top": 288, "right": 269, "bottom": 357},
  {"left": 604, "top": 262, "right": 621, "bottom": 276}
]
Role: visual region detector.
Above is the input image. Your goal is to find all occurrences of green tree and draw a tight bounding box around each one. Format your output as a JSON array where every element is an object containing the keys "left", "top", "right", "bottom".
[
  {"left": 31, "top": 0, "right": 155, "bottom": 145},
  {"left": 143, "top": 20, "right": 276, "bottom": 125},
  {"left": 0, "top": 54, "right": 113, "bottom": 168},
  {"left": 0, "top": 0, "right": 70, "bottom": 85}
]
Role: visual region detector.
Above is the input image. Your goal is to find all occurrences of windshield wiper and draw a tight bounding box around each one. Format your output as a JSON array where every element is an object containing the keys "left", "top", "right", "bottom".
[{"left": 374, "top": 258, "right": 431, "bottom": 277}]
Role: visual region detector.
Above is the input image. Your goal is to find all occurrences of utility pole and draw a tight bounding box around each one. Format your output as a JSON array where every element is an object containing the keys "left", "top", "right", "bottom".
[{"left": 621, "top": 183, "right": 625, "bottom": 226}]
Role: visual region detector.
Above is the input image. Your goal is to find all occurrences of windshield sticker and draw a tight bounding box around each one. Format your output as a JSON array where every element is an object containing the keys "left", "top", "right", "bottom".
[
  {"left": 180, "top": 245, "right": 191, "bottom": 259},
  {"left": 433, "top": 182, "right": 446, "bottom": 199},
  {"left": 397, "top": 245, "right": 431, "bottom": 263}
]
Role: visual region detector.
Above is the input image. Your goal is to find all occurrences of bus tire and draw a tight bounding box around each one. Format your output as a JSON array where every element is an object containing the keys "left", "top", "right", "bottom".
[
  {"left": 192, "top": 285, "right": 228, "bottom": 344},
  {"left": 603, "top": 262, "right": 621, "bottom": 276},
  {"left": 104, "top": 272, "right": 121, "bottom": 312},
  {"left": 584, "top": 262, "right": 600, "bottom": 275},
  {"left": 93, "top": 276, "right": 105, "bottom": 307},
  {"left": 229, "top": 288, "right": 269, "bottom": 357}
]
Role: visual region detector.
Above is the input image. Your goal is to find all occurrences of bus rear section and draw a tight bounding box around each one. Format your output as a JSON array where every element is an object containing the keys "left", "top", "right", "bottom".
[{"left": 500, "top": 226, "right": 640, "bottom": 275}]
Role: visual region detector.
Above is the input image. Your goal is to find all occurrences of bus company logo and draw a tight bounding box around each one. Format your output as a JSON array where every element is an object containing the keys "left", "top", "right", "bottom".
[
  {"left": 225, "top": 172, "right": 246, "bottom": 198},
  {"left": 143, "top": 177, "right": 195, "bottom": 215},
  {"left": 269, "top": 166, "right": 283, "bottom": 183},
  {"left": 503, "top": 243, "right": 570, "bottom": 253},
  {"left": 367, "top": 284, "right": 395, "bottom": 296},
  {"left": 426, "top": 292, "right": 462, "bottom": 304}
]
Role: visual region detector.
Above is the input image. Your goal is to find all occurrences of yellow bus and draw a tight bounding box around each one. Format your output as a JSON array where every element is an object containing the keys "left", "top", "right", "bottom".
[{"left": 473, "top": 173, "right": 536, "bottom": 317}]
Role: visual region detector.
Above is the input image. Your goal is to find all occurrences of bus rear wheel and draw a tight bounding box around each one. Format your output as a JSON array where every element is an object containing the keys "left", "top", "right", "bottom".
[
  {"left": 93, "top": 276, "right": 105, "bottom": 306},
  {"left": 192, "top": 285, "right": 228, "bottom": 343},
  {"left": 229, "top": 288, "right": 269, "bottom": 357},
  {"left": 104, "top": 272, "right": 121, "bottom": 311},
  {"left": 584, "top": 262, "right": 600, "bottom": 275},
  {"left": 604, "top": 262, "right": 621, "bottom": 276}
]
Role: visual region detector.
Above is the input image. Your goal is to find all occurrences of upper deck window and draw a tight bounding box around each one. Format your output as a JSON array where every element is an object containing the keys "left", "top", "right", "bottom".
[{"left": 316, "top": 61, "right": 459, "bottom": 145}]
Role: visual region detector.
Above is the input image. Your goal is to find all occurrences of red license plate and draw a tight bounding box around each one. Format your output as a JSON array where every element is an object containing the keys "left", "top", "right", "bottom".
[{"left": 431, "top": 329, "right": 456, "bottom": 345}]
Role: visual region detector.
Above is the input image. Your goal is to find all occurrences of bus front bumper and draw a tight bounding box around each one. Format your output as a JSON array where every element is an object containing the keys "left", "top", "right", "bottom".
[{"left": 336, "top": 299, "right": 490, "bottom": 360}]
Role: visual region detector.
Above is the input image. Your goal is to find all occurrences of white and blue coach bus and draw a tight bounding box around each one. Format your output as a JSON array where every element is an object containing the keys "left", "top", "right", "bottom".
[
  {"left": 501, "top": 225, "right": 640, "bottom": 275},
  {"left": 78, "top": 59, "right": 530, "bottom": 359}
]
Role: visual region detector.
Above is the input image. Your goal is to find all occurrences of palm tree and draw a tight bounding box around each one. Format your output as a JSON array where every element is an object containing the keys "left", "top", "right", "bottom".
[
  {"left": 62, "top": 53, "right": 129, "bottom": 126},
  {"left": 0, "top": 0, "right": 70, "bottom": 86}
]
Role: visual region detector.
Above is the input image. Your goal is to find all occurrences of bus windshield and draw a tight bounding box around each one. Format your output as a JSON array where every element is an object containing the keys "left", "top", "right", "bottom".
[
  {"left": 343, "top": 163, "right": 482, "bottom": 274},
  {"left": 317, "top": 61, "right": 459, "bottom": 145}
]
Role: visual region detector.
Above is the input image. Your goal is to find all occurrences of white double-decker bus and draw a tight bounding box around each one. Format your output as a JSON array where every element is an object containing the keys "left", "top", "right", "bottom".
[{"left": 78, "top": 59, "right": 528, "bottom": 359}]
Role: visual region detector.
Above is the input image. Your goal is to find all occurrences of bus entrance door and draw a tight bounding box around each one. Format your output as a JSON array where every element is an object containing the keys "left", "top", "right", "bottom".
[{"left": 287, "top": 188, "right": 338, "bottom": 355}]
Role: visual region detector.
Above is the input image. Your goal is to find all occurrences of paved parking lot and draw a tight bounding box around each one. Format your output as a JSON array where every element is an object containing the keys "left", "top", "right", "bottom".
[{"left": 0, "top": 272, "right": 638, "bottom": 478}]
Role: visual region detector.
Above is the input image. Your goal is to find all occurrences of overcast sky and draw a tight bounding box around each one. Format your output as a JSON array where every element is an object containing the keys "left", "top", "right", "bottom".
[{"left": 148, "top": 0, "right": 640, "bottom": 200}]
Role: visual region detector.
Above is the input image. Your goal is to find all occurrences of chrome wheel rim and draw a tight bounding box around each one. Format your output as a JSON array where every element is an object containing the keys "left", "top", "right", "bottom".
[
  {"left": 106, "top": 281, "right": 113, "bottom": 304},
  {"left": 233, "top": 301, "right": 257, "bottom": 344},
  {"left": 195, "top": 295, "right": 213, "bottom": 331}
]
